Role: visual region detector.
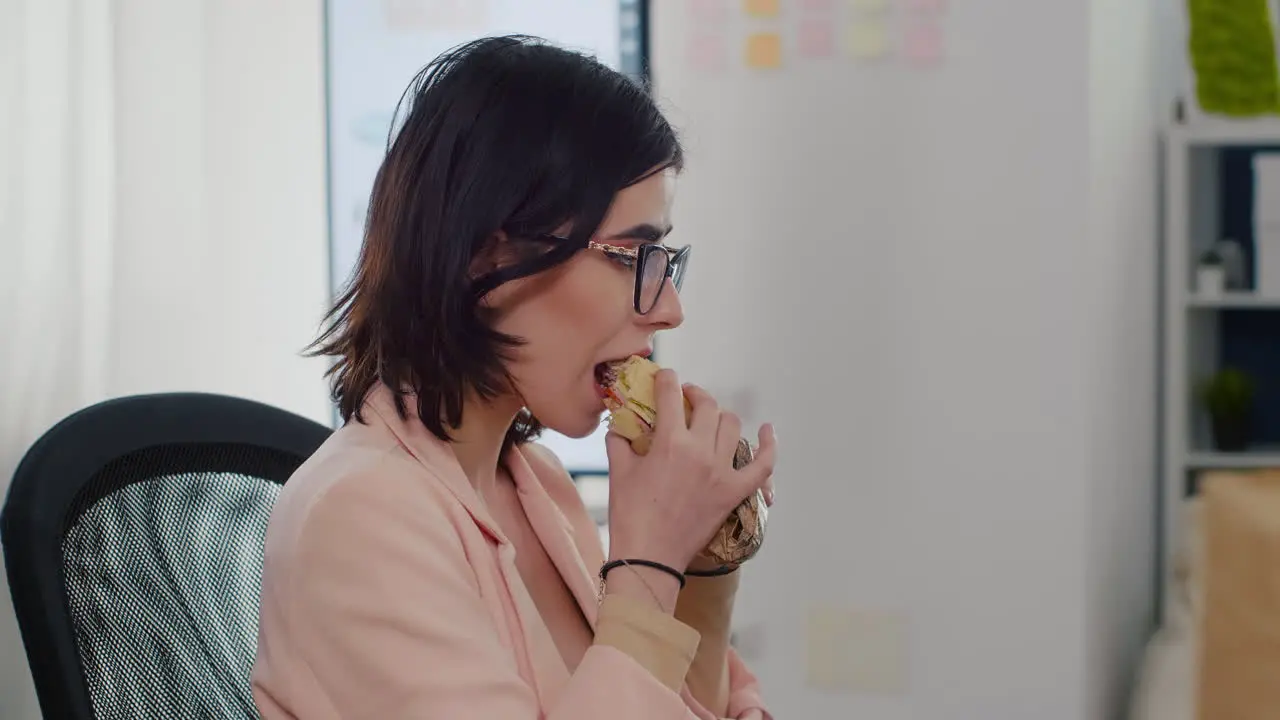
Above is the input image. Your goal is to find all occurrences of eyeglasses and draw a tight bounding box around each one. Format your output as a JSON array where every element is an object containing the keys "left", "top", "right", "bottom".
[
  {"left": 584, "top": 240, "right": 690, "bottom": 315},
  {"left": 470, "top": 233, "right": 690, "bottom": 314}
]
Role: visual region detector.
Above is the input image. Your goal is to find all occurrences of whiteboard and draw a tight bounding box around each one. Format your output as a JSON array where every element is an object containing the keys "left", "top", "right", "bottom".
[{"left": 325, "top": 0, "right": 642, "bottom": 471}]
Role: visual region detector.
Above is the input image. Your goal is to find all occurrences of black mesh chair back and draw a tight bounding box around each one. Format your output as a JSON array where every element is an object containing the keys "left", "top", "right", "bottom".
[{"left": 2, "top": 393, "right": 331, "bottom": 720}]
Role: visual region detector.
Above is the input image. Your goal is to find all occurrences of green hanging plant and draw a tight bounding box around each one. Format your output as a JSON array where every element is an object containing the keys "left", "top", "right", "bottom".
[{"left": 1187, "top": 0, "right": 1280, "bottom": 116}]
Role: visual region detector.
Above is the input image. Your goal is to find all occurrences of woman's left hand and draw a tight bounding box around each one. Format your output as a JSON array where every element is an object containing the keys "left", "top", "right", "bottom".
[{"left": 685, "top": 425, "right": 775, "bottom": 574}]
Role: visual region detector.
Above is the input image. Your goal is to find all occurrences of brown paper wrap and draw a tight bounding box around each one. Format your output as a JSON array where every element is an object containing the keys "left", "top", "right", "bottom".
[
  {"left": 700, "top": 439, "right": 767, "bottom": 567},
  {"left": 609, "top": 401, "right": 767, "bottom": 568}
]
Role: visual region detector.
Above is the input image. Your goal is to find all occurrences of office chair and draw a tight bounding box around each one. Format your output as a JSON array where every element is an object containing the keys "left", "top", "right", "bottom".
[{"left": 2, "top": 393, "right": 331, "bottom": 719}]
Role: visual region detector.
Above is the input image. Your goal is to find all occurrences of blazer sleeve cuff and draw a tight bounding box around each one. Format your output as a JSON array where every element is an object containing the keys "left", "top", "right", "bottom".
[{"left": 594, "top": 594, "right": 701, "bottom": 692}]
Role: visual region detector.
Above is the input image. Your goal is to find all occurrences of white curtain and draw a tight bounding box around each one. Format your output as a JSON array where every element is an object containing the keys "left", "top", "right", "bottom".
[{"left": 0, "top": 0, "right": 115, "bottom": 717}]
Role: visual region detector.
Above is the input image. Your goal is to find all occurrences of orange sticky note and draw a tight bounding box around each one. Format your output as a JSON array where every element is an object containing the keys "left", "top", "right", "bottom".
[
  {"left": 745, "top": 32, "right": 783, "bottom": 69},
  {"left": 848, "top": 21, "right": 889, "bottom": 59},
  {"left": 743, "top": 0, "right": 781, "bottom": 17}
]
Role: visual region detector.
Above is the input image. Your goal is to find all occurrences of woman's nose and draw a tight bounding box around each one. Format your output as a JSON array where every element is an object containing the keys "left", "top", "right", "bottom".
[{"left": 643, "top": 277, "right": 684, "bottom": 329}]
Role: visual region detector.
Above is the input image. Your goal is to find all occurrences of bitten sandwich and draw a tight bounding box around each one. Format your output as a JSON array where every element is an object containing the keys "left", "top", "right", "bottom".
[
  {"left": 595, "top": 355, "right": 689, "bottom": 454},
  {"left": 595, "top": 355, "right": 767, "bottom": 567}
]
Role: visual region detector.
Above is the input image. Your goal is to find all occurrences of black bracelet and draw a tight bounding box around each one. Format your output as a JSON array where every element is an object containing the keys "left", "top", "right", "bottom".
[
  {"left": 600, "top": 559, "right": 686, "bottom": 589},
  {"left": 685, "top": 564, "right": 740, "bottom": 578}
]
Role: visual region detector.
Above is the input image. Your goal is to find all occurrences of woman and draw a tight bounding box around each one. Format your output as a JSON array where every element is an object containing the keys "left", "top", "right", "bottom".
[{"left": 252, "top": 36, "right": 777, "bottom": 719}]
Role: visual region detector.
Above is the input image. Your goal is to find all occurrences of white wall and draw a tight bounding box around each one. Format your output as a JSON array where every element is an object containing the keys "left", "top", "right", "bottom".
[
  {"left": 650, "top": 1, "right": 1157, "bottom": 718},
  {"left": 1154, "top": 0, "right": 1188, "bottom": 116},
  {"left": 1086, "top": 0, "right": 1161, "bottom": 717},
  {"left": 0, "top": 2, "right": 330, "bottom": 717},
  {"left": 110, "top": 0, "right": 331, "bottom": 420}
]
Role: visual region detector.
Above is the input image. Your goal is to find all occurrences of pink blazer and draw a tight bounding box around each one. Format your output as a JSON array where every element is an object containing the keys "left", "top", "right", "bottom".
[{"left": 252, "top": 388, "right": 769, "bottom": 719}]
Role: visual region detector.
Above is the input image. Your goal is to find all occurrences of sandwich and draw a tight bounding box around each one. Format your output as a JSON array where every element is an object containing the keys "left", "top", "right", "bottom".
[
  {"left": 595, "top": 355, "right": 767, "bottom": 567},
  {"left": 595, "top": 355, "right": 686, "bottom": 454}
]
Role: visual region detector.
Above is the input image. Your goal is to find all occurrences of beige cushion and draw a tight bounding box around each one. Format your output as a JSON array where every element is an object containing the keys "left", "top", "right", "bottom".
[{"left": 1197, "top": 470, "right": 1280, "bottom": 720}]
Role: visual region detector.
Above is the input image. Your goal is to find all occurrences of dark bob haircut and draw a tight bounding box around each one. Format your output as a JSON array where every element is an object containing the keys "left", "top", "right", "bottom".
[{"left": 309, "top": 35, "right": 684, "bottom": 452}]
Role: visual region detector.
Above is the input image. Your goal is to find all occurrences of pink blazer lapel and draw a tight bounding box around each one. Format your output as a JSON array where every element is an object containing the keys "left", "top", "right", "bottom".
[
  {"left": 364, "top": 390, "right": 576, "bottom": 705},
  {"left": 506, "top": 447, "right": 601, "bottom": 630},
  {"left": 364, "top": 389, "right": 510, "bottom": 543}
]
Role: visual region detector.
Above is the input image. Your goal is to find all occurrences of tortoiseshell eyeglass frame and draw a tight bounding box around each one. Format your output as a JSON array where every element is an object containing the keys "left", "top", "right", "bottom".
[{"left": 583, "top": 240, "right": 691, "bottom": 315}]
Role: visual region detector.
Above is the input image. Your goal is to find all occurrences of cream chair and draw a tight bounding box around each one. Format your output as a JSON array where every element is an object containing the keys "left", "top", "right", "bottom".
[{"left": 1131, "top": 470, "right": 1280, "bottom": 720}]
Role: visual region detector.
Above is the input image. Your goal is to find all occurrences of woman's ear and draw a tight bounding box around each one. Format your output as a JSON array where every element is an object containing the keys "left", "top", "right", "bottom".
[
  {"left": 472, "top": 224, "right": 573, "bottom": 308},
  {"left": 473, "top": 230, "right": 535, "bottom": 310},
  {"left": 469, "top": 230, "right": 510, "bottom": 282}
]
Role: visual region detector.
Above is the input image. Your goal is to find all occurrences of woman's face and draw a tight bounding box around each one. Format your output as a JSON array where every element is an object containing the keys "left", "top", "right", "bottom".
[{"left": 489, "top": 169, "right": 684, "bottom": 438}]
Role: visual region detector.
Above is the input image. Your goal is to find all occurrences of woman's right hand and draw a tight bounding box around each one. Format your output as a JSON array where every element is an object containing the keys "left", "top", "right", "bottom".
[{"left": 604, "top": 368, "right": 777, "bottom": 576}]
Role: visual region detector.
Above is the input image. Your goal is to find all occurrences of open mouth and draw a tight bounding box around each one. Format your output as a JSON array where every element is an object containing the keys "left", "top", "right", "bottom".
[
  {"left": 593, "top": 362, "right": 623, "bottom": 404},
  {"left": 594, "top": 362, "right": 618, "bottom": 387}
]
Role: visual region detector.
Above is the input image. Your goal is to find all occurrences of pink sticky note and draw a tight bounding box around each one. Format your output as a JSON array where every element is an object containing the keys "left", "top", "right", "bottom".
[
  {"left": 904, "top": 21, "right": 943, "bottom": 66},
  {"left": 688, "top": 0, "right": 730, "bottom": 24},
  {"left": 902, "top": 0, "right": 946, "bottom": 12},
  {"left": 798, "top": 20, "right": 835, "bottom": 58},
  {"left": 687, "top": 33, "right": 729, "bottom": 72},
  {"left": 799, "top": 0, "right": 837, "bottom": 12}
]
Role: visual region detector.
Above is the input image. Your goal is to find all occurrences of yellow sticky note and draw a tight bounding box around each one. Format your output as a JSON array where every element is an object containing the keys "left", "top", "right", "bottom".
[
  {"left": 850, "top": 0, "right": 889, "bottom": 13},
  {"left": 848, "top": 22, "right": 888, "bottom": 59},
  {"left": 743, "top": 0, "right": 780, "bottom": 17},
  {"left": 745, "top": 32, "right": 783, "bottom": 69}
]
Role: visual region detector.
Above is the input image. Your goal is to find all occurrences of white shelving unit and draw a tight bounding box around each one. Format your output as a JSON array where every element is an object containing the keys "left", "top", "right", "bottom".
[
  {"left": 1186, "top": 292, "right": 1280, "bottom": 309},
  {"left": 1184, "top": 449, "right": 1280, "bottom": 469},
  {"left": 1161, "top": 119, "right": 1280, "bottom": 617},
  {"left": 1167, "top": 117, "right": 1280, "bottom": 146}
]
